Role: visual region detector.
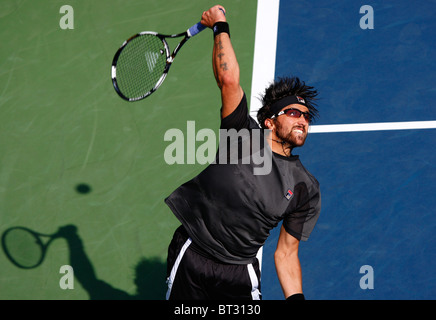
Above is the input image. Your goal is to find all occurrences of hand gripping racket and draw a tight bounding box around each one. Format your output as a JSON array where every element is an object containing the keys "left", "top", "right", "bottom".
[
  {"left": 1, "top": 226, "right": 61, "bottom": 269},
  {"left": 111, "top": 21, "right": 207, "bottom": 102}
]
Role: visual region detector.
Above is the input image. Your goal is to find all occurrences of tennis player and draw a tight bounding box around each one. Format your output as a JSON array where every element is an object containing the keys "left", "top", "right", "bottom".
[{"left": 165, "top": 5, "right": 321, "bottom": 300}]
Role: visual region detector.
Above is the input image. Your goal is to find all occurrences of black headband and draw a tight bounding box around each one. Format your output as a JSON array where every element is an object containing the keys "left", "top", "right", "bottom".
[{"left": 270, "top": 95, "right": 307, "bottom": 115}]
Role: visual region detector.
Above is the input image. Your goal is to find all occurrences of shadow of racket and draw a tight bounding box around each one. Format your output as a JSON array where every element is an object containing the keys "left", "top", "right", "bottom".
[{"left": 1, "top": 226, "right": 61, "bottom": 269}]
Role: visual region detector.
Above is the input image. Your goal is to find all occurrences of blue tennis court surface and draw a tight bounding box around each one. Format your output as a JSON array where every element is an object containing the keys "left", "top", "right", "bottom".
[{"left": 261, "top": 0, "right": 436, "bottom": 299}]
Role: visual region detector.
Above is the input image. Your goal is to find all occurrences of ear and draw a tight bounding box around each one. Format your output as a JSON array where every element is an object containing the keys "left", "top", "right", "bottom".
[{"left": 264, "top": 118, "right": 274, "bottom": 130}]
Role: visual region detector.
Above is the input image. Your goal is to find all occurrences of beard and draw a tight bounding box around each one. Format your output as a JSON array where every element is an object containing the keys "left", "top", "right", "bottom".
[{"left": 274, "top": 120, "right": 308, "bottom": 148}]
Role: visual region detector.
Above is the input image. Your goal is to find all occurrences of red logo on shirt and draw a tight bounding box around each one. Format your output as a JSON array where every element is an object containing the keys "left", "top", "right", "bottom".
[{"left": 285, "top": 189, "right": 293, "bottom": 200}]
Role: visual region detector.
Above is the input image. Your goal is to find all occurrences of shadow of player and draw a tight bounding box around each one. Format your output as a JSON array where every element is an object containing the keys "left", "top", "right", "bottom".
[{"left": 57, "top": 225, "right": 167, "bottom": 300}]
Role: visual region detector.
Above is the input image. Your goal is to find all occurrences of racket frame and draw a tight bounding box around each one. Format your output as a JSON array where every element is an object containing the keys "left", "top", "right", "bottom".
[{"left": 111, "top": 27, "right": 199, "bottom": 102}]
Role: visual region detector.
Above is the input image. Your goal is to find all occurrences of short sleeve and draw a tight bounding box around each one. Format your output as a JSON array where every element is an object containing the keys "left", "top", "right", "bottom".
[
  {"left": 220, "top": 93, "right": 251, "bottom": 130},
  {"left": 283, "top": 180, "right": 321, "bottom": 241}
]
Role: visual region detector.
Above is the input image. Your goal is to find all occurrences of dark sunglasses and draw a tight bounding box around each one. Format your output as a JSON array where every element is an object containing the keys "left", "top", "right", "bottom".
[{"left": 271, "top": 108, "right": 312, "bottom": 122}]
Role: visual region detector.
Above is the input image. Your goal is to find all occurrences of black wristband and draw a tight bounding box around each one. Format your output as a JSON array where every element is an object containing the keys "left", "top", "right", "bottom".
[
  {"left": 286, "top": 293, "right": 305, "bottom": 300},
  {"left": 213, "top": 22, "right": 230, "bottom": 38}
]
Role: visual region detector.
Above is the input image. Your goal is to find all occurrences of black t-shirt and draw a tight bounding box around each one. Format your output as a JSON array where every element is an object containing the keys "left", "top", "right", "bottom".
[{"left": 165, "top": 93, "right": 321, "bottom": 264}]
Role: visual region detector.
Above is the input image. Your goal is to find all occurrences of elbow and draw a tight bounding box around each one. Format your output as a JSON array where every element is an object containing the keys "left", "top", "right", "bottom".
[
  {"left": 274, "top": 248, "right": 288, "bottom": 264},
  {"left": 274, "top": 246, "right": 299, "bottom": 265},
  {"left": 217, "top": 70, "right": 239, "bottom": 91}
]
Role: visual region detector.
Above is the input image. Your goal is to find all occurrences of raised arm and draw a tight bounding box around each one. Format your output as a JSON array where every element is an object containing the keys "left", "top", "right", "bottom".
[{"left": 201, "top": 5, "right": 244, "bottom": 118}]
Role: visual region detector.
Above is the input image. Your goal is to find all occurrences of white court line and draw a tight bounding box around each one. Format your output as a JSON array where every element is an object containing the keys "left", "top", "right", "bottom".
[
  {"left": 250, "top": 0, "right": 281, "bottom": 272},
  {"left": 249, "top": 0, "right": 280, "bottom": 120},
  {"left": 310, "top": 121, "right": 436, "bottom": 133}
]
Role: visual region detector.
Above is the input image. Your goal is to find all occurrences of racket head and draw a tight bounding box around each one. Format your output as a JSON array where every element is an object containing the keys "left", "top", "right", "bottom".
[
  {"left": 111, "top": 32, "right": 170, "bottom": 101},
  {"left": 1, "top": 227, "right": 48, "bottom": 269}
]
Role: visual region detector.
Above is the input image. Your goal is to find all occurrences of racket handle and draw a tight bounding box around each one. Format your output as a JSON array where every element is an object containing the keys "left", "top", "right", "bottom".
[{"left": 187, "top": 22, "right": 207, "bottom": 37}]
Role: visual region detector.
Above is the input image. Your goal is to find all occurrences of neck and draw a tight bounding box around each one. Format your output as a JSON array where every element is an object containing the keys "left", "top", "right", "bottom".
[{"left": 266, "top": 133, "right": 293, "bottom": 157}]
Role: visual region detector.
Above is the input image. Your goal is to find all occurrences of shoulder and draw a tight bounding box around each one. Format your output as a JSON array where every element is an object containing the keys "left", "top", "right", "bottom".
[
  {"left": 220, "top": 92, "right": 261, "bottom": 131},
  {"left": 296, "top": 159, "right": 320, "bottom": 191}
]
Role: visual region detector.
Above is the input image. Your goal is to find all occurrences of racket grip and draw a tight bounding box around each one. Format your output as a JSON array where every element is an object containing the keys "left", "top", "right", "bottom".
[{"left": 187, "top": 22, "right": 207, "bottom": 37}]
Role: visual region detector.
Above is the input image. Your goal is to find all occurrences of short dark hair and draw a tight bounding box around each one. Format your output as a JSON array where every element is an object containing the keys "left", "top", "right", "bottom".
[{"left": 257, "top": 76, "right": 319, "bottom": 128}]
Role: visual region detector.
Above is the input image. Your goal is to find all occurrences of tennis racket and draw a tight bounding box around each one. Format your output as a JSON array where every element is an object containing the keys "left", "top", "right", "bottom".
[
  {"left": 2, "top": 226, "right": 61, "bottom": 269},
  {"left": 111, "top": 21, "right": 207, "bottom": 102}
]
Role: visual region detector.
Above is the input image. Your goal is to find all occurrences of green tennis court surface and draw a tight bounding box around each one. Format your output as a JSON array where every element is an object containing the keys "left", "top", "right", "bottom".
[{"left": 0, "top": 0, "right": 256, "bottom": 299}]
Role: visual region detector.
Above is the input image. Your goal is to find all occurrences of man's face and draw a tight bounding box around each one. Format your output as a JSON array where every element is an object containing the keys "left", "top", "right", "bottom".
[{"left": 272, "top": 104, "right": 310, "bottom": 148}]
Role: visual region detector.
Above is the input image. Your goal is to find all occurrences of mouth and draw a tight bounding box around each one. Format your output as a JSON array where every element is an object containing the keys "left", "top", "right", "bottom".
[{"left": 292, "top": 127, "right": 305, "bottom": 135}]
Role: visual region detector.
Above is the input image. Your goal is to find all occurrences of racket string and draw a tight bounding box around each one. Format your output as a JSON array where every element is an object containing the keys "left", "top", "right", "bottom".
[{"left": 116, "top": 35, "right": 167, "bottom": 99}]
